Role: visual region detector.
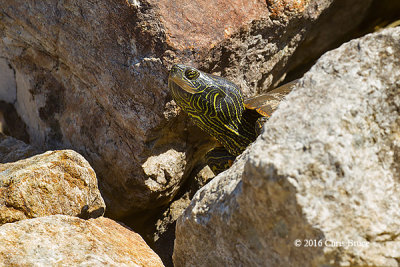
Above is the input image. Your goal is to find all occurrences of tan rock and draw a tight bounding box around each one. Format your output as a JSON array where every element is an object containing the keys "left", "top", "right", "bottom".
[
  {"left": 0, "top": 215, "right": 164, "bottom": 266},
  {"left": 142, "top": 149, "right": 186, "bottom": 192},
  {"left": 0, "top": 150, "right": 105, "bottom": 225},
  {"left": 157, "top": 0, "right": 280, "bottom": 50},
  {"left": 173, "top": 27, "right": 400, "bottom": 266}
]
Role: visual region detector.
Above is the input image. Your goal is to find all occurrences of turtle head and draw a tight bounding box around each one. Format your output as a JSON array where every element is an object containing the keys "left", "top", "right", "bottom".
[
  {"left": 168, "top": 64, "right": 245, "bottom": 139},
  {"left": 168, "top": 64, "right": 202, "bottom": 95}
]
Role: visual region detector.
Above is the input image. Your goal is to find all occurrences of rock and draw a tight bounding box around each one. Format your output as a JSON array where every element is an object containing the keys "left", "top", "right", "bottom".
[
  {"left": 0, "top": 215, "right": 164, "bottom": 266},
  {"left": 173, "top": 27, "right": 400, "bottom": 266},
  {"left": 0, "top": 101, "right": 30, "bottom": 143},
  {"left": 199, "top": 0, "right": 376, "bottom": 95},
  {"left": 0, "top": 0, "right": 380, "bottom": 218},
  {"left": 0, "top": 133, "right": 40, "bottom": 163},
  {"left": 0, "top": 149, "right": 105, "bottom": 225},
  {"left": 288, "top": 1, "right": 400, "bottom": 81},
  {"left": 152, "top": 195, "right": 191, "bottom": 267},
  {"left": 152, "top": 164, "right": 215, "bottom": 266},
  {"left": 142, "top": 149, "right": 186, "bottom": 193},
  {"left": 0, "top": 0, "right": 175, "bottom": 218},
  {"left": 122, "top": 164, "right": 215, "bottom": 267}
]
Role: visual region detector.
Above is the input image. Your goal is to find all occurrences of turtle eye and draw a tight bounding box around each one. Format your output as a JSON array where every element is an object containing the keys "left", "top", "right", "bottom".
[{"left": 184, "top": 69, "right": 200, "bottom": 80}]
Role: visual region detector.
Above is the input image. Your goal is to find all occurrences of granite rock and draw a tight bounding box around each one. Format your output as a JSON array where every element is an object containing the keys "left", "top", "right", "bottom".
[
  {"left": 0, "top": 215, "right": 164, "bottom": 266},
  {"left": 0, "top": 149, "right": 105, "bottom": 225}
]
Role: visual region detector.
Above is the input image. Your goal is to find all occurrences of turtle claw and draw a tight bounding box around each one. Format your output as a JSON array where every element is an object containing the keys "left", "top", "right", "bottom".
[{"left": 205, "top": 147, "right": 236, "bottom": 175}]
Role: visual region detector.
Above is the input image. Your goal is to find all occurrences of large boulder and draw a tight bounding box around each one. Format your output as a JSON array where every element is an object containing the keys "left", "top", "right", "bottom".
[
  {"left": 173, "top": 27, "right": 400, "bottom": 266},
  {"left": 0, "top": 149, "right": 105, "bottom": 225},
  {"left": 0, "top": 215, "right": 164, "bottom": 266},
  {"left": 0, "top": 0, "right": 377, "bottom": 218}
]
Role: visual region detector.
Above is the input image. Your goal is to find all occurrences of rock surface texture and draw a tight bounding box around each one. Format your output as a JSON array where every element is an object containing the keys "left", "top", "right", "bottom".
[
  {"left": 0, "top": 0, "right": 377, "bottom": 218},
  {"left": 0, "top": 149, "right": 105, "bottom": 225},
  {"left": 0, "top": 215, "right": 164, "bottom": 266},
  {"left": 0, "top": 133, "right": 40, "bottom": 163},
  {"left": 173, "top": 27, "right": 400, "bottom": 266}
]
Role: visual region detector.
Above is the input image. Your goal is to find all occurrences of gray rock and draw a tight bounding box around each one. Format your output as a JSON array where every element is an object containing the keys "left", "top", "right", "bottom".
[
  {"left": 173, "top": 27, "right": 400, "bottom": 266},
  {"left": 0, "top": 133, "right": 40, "bottom": 163}
]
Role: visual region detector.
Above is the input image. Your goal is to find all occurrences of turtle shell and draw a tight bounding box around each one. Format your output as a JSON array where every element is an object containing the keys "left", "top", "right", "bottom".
[{"left": 244, "top": 79, "right": 299, "bottom": 117}]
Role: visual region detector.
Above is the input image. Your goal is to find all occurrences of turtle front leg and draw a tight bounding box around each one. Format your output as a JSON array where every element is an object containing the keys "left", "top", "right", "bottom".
[
  {"left": 205, "top": 146, "right": 236, "bottom": 174},
  {"left": 255, "top": 116, "right": 269, "bottom": 136}
]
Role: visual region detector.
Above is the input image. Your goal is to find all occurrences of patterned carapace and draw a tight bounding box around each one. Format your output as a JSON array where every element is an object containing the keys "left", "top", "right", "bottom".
[{"left": 169, "top": 64, "right": 297, "bottom": 174}]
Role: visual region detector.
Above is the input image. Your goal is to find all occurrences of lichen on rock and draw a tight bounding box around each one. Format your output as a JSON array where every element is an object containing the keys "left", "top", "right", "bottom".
[
  {"left": 0, "top": 149, "right": 106, "bottom": 225},
  {"left": 0, "top": 215, "right": 164, "bottom": 266}
]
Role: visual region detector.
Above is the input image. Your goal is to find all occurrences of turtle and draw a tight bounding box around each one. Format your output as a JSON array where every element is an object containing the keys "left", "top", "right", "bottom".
[{"left": 168, "top": 64, "right": 298, "bottom": 174}]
